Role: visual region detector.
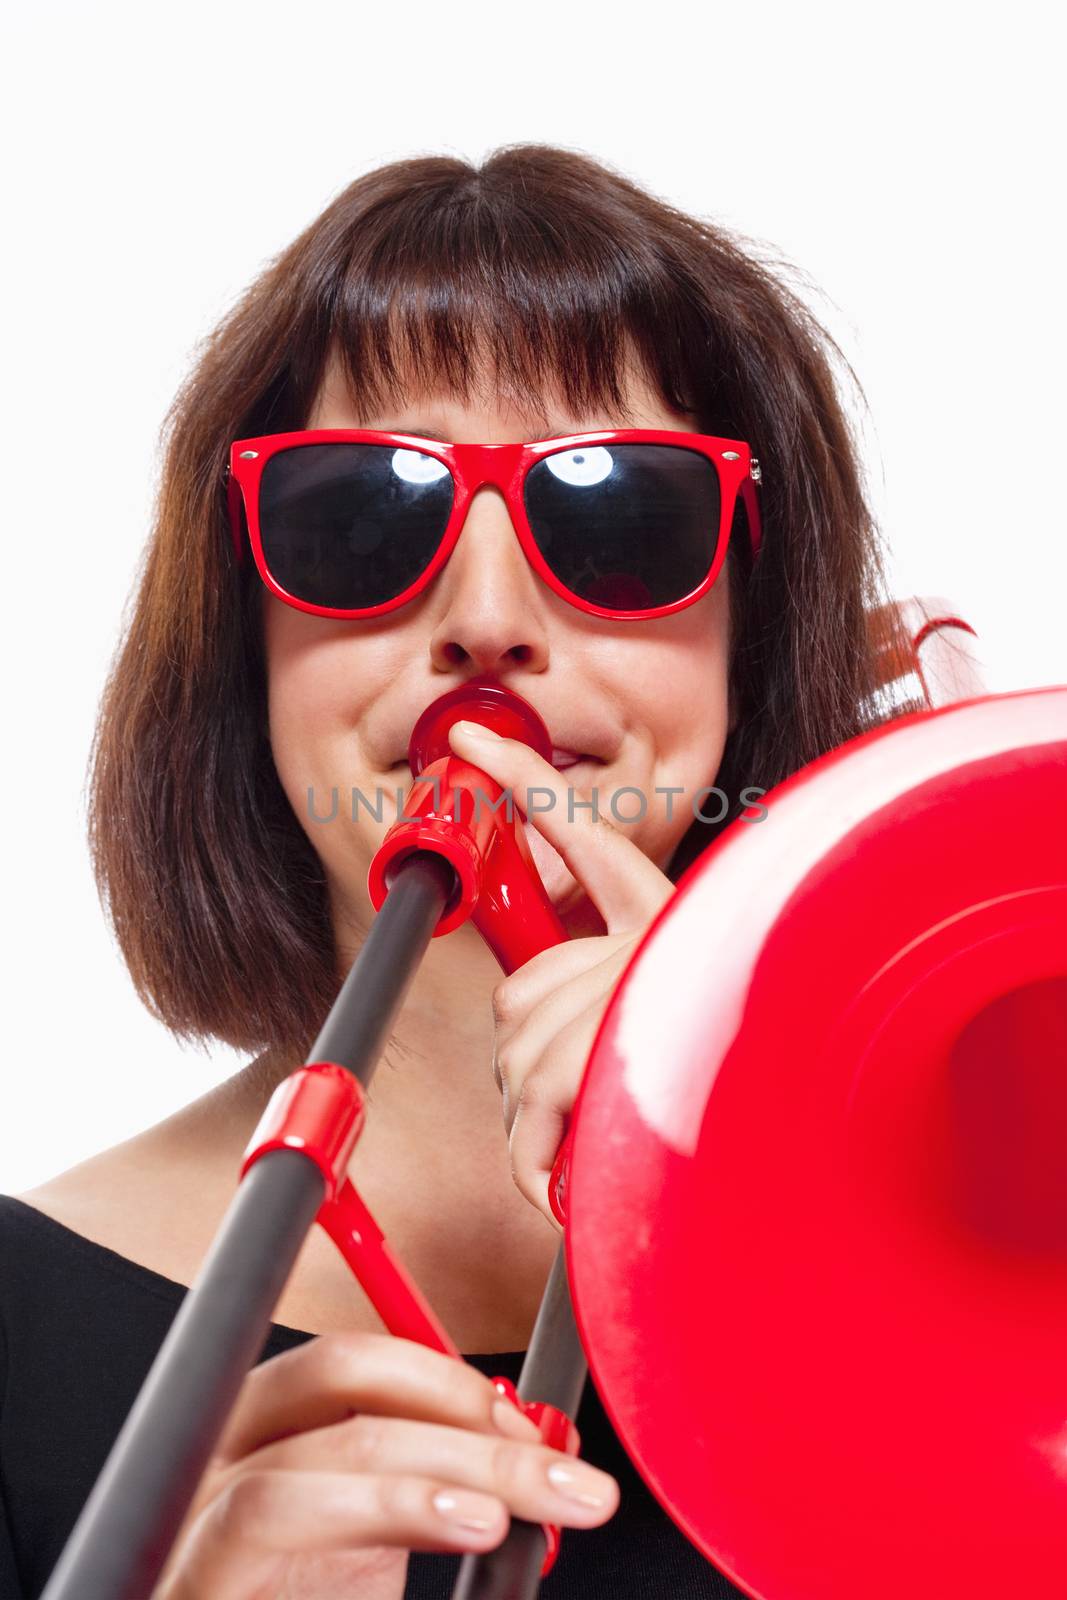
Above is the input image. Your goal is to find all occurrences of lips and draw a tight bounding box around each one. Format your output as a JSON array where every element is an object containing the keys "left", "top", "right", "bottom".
[
  {"left": 391, "top": 746, "right": 601, "bottom": 770},
  {"left": 383, "top": 695, "right": 616, "bottom": 771}
]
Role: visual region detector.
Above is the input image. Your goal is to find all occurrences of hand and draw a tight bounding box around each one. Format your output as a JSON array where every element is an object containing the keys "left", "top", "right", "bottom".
[
  {"left": 447, "top": 721, "right": 676, "bottom": 1228},
  {"left": 154, "top": 1331, "right": 620, "bottom": 1600}
]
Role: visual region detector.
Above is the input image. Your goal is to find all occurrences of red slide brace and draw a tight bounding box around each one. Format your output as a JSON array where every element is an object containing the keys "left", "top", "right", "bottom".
[{"left": 242, "top": 1061, "right": 571, "bottom": 1574}]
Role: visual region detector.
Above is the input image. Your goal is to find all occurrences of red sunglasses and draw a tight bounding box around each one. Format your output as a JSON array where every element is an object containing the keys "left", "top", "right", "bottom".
[{"left": 225, "top": 428, "right": 762, "bottom": 622}]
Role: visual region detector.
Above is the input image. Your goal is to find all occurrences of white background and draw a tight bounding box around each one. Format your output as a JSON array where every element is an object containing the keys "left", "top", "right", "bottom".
[{"left": 2, "top": 2, "right": 1063, "bottom": 1191}]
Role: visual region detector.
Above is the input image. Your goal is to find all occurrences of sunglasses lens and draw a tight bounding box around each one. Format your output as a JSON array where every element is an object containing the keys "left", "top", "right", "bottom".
[
  {"left": 258, "top": 444, "right": 454, "bottom": 610},
  {"left": 524, "top": 443, "right": 722, "bottom": 611}
]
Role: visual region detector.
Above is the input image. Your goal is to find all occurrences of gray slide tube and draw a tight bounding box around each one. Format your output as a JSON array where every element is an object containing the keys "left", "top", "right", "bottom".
[
  {"left": 42, "top": 850, "right": 457, "bottom": 1600},
  {"left": 450, "top": 1243, "right": 588, "bottom": 1599}
]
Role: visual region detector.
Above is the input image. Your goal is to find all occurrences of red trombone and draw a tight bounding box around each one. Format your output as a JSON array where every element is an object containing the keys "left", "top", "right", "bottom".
[{"left": 40, "top": 601, "right": 1067, "bottom": 1600}]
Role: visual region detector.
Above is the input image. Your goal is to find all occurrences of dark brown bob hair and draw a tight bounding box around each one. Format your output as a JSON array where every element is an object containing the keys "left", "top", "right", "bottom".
[{"left": 86, "top": 142, "right": 916, "bottom": 1062}]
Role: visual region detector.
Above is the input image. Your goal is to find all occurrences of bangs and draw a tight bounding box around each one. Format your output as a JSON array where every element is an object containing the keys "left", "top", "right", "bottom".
[{"left": 309, "top": 162, "right": 706, "bottom": 430}]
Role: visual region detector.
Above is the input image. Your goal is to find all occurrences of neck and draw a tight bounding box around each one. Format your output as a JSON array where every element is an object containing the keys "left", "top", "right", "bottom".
[{"left": 209, "top": 918, "right": 563, "bottom": 1345}]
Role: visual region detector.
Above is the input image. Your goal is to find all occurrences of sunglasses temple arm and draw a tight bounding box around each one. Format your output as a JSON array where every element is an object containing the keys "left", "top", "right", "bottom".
[
  {"left": 225, "top": 468, "right": 247, "bottom": 564},
  {"left": 739, "top": 474, "right": 763, "bottom": 560}
]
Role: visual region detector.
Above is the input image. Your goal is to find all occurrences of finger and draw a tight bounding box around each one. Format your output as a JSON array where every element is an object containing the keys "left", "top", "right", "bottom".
[
  {"left": 507, "top": 1001, "right": 608, "bottom": 1222},
  {"left": 216, "top": 1332, "right": 516, "bottom": 1464},
  {"left": 228, "top": 1413, "right": 618, "bottom": 1532},
  {"left": 447, "top": 722, "right": 675, "bottom": 935},
  {"left": 168, "top": 1468, "right": 510, "bottom": 1598},
  {"left": 491, "top": 929, "right": 635, "bottom": 1037},
  {"left": 494, "top": 942, "right": 633, "bottom": 1117}
]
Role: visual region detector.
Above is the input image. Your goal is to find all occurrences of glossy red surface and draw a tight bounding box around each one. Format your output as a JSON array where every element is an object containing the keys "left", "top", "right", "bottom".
[
  {"left": 566, "top": 687, "right": 1067, "bottom": 1599},
  {"left": 226, "top": 428, "right": 762, "bottom": 622},
  {"left": 407, "top": 675, "right": 554, "bottom": 774},
  {"left": 369, "top": 679, "right": 568, "bottom": 971},
  {"left": 240, "top": 1062, "right": 365, "bottom": 1197},
  {"left": 487, "top": 1377, "right": 583, "bottom": 1576},
  {"left": 318, "top": 1179, "right": 461, "bottom": 1359}
]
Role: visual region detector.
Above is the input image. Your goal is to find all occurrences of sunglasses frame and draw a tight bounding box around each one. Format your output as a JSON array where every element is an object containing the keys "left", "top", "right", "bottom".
[{"left": 225, "top": 427, "right": 763, "bottom": 622}]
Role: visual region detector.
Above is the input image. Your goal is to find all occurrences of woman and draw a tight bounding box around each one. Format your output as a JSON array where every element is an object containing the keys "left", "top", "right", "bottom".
[{"left": 0, "top": 143, "right": 915, "bottom": 1598}]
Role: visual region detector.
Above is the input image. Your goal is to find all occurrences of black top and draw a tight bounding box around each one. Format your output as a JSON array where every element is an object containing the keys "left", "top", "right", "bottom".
[{"left": 0, "top": 1195, "right": 745, "bottom": 1599}]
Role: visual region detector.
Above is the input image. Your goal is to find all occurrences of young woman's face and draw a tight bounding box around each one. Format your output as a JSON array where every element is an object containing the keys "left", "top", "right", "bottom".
[{"left": 262, "top": 352, "right": 737, "bottom": 942}]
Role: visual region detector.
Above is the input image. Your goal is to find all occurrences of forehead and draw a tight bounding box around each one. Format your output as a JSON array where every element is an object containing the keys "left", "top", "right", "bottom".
[{"left": 307, "top": 343, "right": 696, "bottom": 434}]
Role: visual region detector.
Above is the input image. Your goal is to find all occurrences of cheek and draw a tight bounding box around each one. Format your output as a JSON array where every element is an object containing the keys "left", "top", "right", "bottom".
[
  {"left": 635, "top": 622, "right": 732, "bottom": 776},
  {"left": 262, "top": 602, "right": 379, "bottom": 815},
  {"left": 267, "top": 667, "right": 334, "bottom": 802},
  {"left": 260, "top": 601, "right": 410, "bottom": 895},
  {"left": 652, "top": 668, "right": 730, "bottom": 791},
  {"left": 264, "top": 616, "right": 337, "bottom": 793}
]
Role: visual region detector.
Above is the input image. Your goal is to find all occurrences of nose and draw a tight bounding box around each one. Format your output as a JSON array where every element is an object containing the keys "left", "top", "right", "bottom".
[{"left": 428, "top": 485, "right": 551, "bottom": 674}]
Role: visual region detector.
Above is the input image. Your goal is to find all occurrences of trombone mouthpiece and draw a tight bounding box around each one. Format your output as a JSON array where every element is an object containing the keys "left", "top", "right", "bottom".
[{"left": 407, "top": 676, "right": 554, "bottom": 776}]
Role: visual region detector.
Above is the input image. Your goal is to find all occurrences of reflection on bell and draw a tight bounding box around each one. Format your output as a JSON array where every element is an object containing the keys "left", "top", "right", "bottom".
[{"left": 947, "top": 975, "right": 1067, "bottom": 1255}]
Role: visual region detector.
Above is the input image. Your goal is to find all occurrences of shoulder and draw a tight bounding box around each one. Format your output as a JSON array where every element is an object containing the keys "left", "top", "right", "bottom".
[
  {"left": 10, "top": 1073, "right": 264, "bottom": 1291},
  {"left": 0, "top": 1085, "right": 232, "bottom": 1291},
  {"left": 0, "top": 1192, "right": 227, "bottom": 1598},
  {"left": 6, "top": 1050, "right": 306, "bottom": 1291},
  {"left": 14, "top": 1144, "right": 145, "bottom": 1246},
  {"left": 0, "top": 1082, "right": 265, "bottom": 1388},
  {"left": 0, "top": 1189, "right": 194, "bottom": 1521},
  {"left": 15, "top": 1134, "right": 179, "bottom": 1267}
]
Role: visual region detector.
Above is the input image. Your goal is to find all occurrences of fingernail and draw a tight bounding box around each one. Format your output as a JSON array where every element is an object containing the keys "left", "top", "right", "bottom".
[
  {"left": 492, "top": 1397, "right": 540, "bottom": 1440},
  {"left": 433, "top": 1488, "right": 501, "bottom": 1531},
  {"left": 452, "top": 719, "right": 502, "bottom": 740},
  {"left": 546, "top": 1460, "right": 614, "bottom": 1508}
]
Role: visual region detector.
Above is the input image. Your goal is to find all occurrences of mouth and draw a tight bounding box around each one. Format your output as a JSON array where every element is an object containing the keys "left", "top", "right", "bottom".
[
  {"left": 550, "top": 748, "right": 603, "bottom": 772},
  {"left": 387, "top": 750, "right": 607, "bottom": 773}
]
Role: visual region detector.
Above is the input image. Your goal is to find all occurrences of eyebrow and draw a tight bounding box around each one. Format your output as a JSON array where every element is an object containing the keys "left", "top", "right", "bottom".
[
  {"left": 372, "top": 421, "right": 615, "bottom": 442},
  {"left": 390, "top": 426, "right": 450, "bottom": 441}
]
